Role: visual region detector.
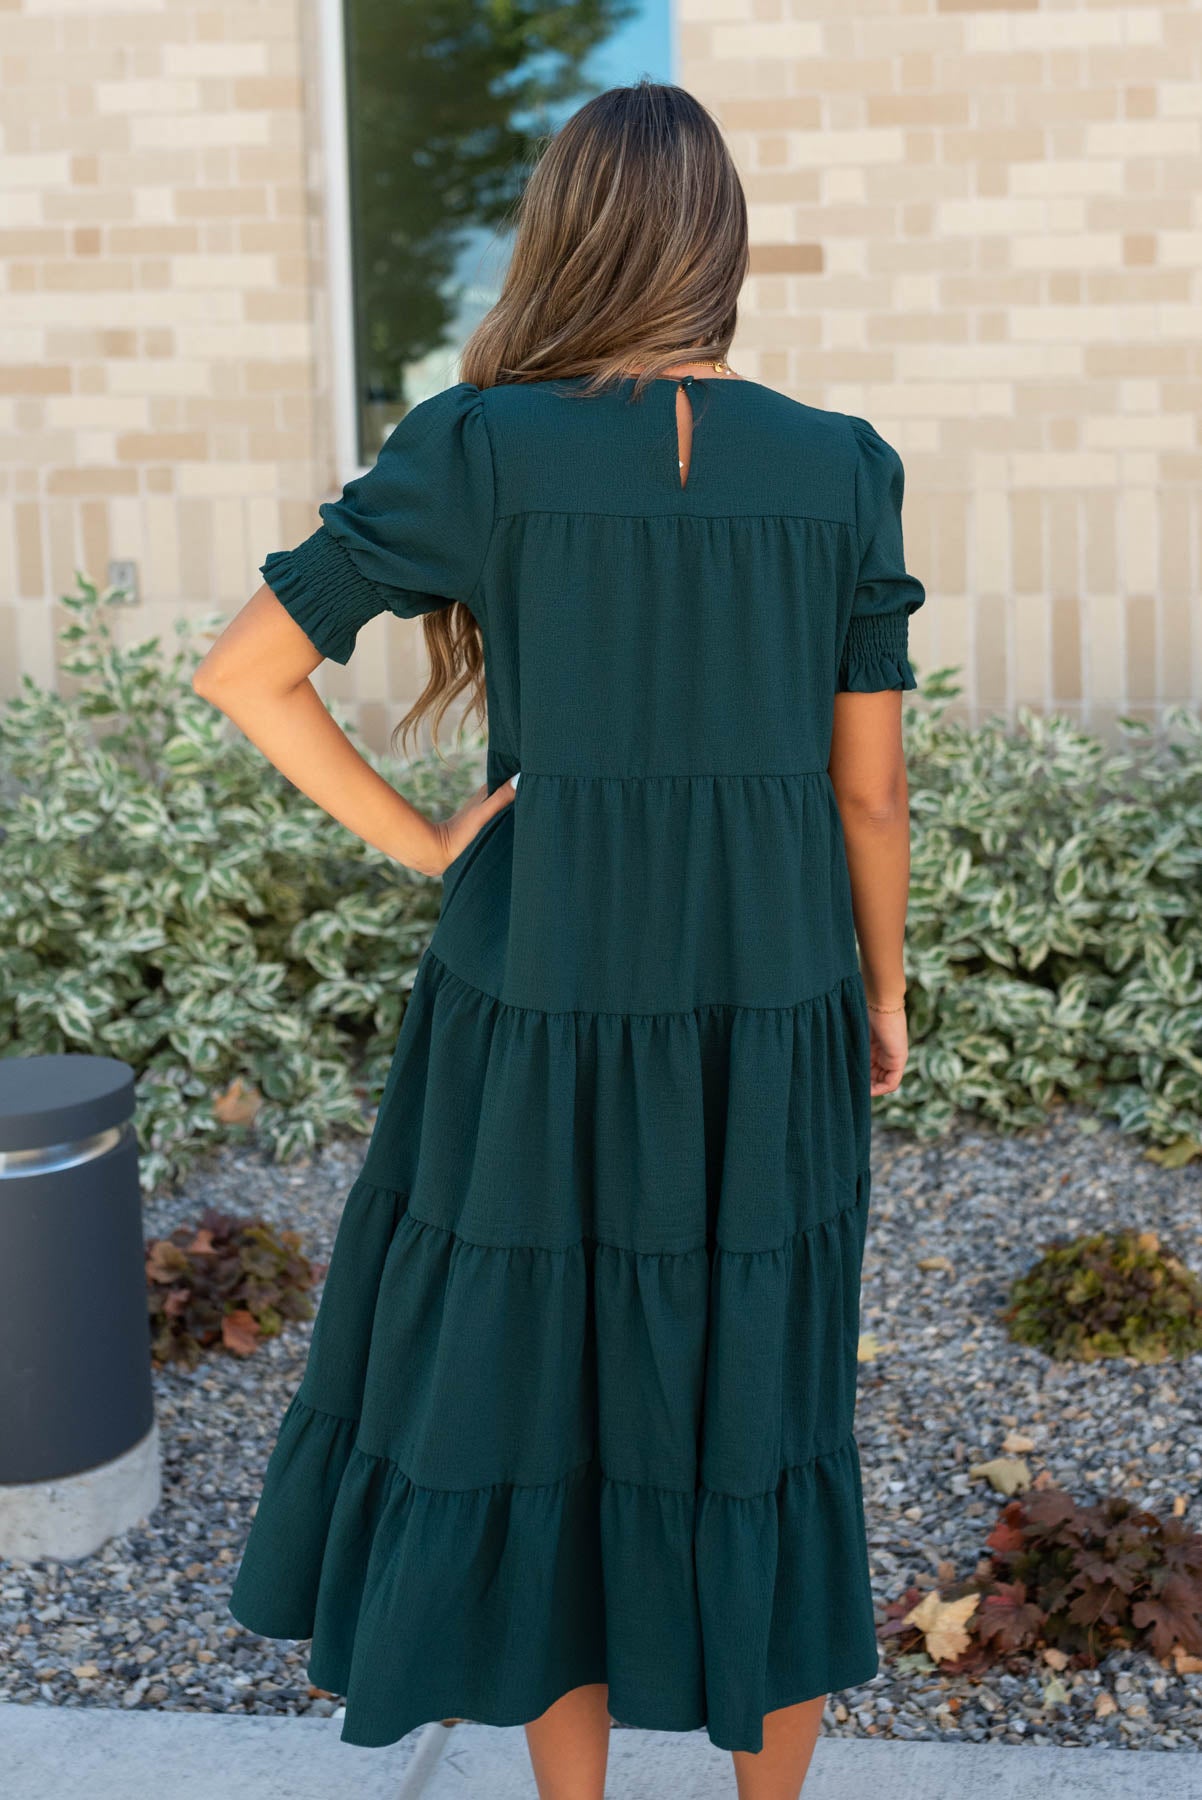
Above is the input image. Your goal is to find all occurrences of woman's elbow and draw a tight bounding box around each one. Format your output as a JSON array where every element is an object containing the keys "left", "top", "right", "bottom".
[
  {"left": 856, "top": 797, "right": 906, "bottom": 827},
  {"left": 191, "top": 658, "right": 228, "bottom": 705},
  {"left": 835, "top": 778, "right": 907, "bottom": 826},
  {"left": 191, "top": 650, "right": 255, "bottom": 712}
]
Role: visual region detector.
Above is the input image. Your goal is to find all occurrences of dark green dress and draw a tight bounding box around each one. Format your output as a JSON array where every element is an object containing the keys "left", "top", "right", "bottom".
[{"left": 227, "top": 373, "right": 926, "bottom": 1754}]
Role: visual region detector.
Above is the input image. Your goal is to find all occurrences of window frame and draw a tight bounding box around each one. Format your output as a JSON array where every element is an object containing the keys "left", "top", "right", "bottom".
[{"left": 317, "top": 0, "right": 366, "bottom": 484}]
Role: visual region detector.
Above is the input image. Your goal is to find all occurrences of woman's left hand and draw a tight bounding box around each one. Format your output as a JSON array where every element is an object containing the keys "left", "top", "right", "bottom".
[
  {"left": 867, "top": 1003, "right": 908, "bottom": 1096},
  {"left": 410, "top": 774, "right": 519, "bottom": 879}
]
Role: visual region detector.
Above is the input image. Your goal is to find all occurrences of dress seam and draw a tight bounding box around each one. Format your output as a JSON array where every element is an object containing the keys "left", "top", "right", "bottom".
[
  {"left": 512, "top": 768, "right": 830, "bottom": 782},
  {"left": 492, "top": 507, "right": 854, "bottom": 527},
  {"left": 286, "top": 1395, "right": 861, "bottom": 1502},
  {"left": 387, "top": 1179, "right": 871, "bottom": 1260},
  {"left": 420, "top": 946, "right": 865, "bottom": 1023}
]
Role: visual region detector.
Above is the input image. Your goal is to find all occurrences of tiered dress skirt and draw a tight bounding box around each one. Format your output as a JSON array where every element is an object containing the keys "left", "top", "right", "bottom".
[{"left": 228, "top": 771, "right": 882, "bottom": 1753}]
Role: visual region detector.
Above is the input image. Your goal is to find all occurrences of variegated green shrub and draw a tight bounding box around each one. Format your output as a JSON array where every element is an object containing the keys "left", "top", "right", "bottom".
[
  {"left": 2, "top": 580, "right": 1200, "bottom": 1189},
  {"left": 890, "top": 668, "right": 1202, "bottom": 1160},
  {"left": 0, "top": 574, "right": 482, "bottom": 1191}
]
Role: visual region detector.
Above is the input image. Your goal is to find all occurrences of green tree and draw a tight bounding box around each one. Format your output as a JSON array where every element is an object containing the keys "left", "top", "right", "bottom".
[{"left": 346, "top": 0, "right": 638, "bottom": 448}]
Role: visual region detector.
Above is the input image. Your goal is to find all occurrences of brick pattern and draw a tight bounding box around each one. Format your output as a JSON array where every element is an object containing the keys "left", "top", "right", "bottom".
[
  {"left": 3, "top": 1, "right": 1199, "bottom": 737},
  {"left": 681, "top": 0, "right": 1202, "bottom": 730},
  {"left": 1, "top": 1, "right": 357, "bottom": 712}
]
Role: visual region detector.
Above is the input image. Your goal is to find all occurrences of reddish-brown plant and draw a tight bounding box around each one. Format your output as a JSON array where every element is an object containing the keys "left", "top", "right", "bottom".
[
  {"left": 882, "top": 1486, "right": 1202, "bottom": 1675},
  {"left": 146, "top": 1206, "right": 326, "bottom": 1368}
]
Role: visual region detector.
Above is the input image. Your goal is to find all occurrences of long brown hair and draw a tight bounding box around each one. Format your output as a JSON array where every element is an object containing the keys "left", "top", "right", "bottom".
[{"left": 392, "top": 79, "right": 749, "bottom": 760}]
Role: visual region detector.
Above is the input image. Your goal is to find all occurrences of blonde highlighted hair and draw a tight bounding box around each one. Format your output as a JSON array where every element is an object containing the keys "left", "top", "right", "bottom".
[{"left": 393, "top": 79, "right": 749, "bottom": 760}]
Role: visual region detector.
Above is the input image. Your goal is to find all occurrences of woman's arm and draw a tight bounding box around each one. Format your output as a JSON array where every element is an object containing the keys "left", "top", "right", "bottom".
[
  {"left": 828, "top": 687, "right": 910, "bottom": 1095},
  {"left": 192, "top": 582, "right": 515, "bottom": 878}
]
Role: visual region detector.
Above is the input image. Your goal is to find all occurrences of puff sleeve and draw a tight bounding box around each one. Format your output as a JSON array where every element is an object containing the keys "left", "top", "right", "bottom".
[
  {"left": 837, "top": 415, "right": 926, "bottom": 692},
  {"left": 260, "top": 381, "right": 494, "bottom": 665}
]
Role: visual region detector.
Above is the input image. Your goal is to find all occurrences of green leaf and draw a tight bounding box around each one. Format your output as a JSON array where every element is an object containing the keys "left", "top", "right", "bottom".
[{"left": 1147, "top": 1137, "right": 1202, "bottom": 1168}]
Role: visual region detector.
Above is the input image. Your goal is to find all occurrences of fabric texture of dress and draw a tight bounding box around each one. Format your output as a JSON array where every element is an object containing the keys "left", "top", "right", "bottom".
[{"left": 227, "top": 372, "right": 927, "bottom": 1754}]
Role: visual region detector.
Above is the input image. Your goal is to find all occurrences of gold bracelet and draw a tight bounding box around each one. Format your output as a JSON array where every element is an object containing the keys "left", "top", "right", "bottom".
[{"left": 866, "top": 998, "right": 907, "bottom": 1014}]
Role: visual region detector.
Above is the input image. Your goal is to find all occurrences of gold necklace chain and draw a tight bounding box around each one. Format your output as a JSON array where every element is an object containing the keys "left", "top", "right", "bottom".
[
  {"left": 686, "top": 355, "right": 738, "bottom": 377},
  {"left": 642, "top": 352, "right": 741, "bottom": 380}
]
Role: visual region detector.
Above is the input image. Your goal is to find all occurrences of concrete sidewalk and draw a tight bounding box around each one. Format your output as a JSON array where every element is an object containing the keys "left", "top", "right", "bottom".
[
  {"left": 0, "top": 1702, "right": 423, "bottom": 1799},
  {"left": 3, "top": 1702, "right": 1202, "bottom": 1799},
  {"left": 428, "top": 1723, "right": 1202, "bottom": 1797}
]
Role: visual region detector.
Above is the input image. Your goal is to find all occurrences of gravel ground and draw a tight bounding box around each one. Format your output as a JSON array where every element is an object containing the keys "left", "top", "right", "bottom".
[
  {"left": 1, "top": 1104, "right": 1199, "bottom": 1751},
  {"left": 851, "top": 1106, "right": 1202, "bottom": 1751}
]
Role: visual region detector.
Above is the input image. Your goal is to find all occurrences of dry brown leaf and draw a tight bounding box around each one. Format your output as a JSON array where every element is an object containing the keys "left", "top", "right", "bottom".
[
  {"left": 858, "top": 1332, "right": 893, "bottom": 1362},
  {"left": 917, "top": 1255, "right": 955, "bottom": 1274},
  {"left": 903, "top": 1589, "right": 980, "bottom": 1664},
  {"left": 1172, "top": 1646, "right": 1202, "bottom": 1675},
  {"left": 213, "top": 1076, "right": 262, "bottom": 1126},
  {"left": 221, "top": 1309, "right": 261, "bottom": 1357},
  {"left": 1136, "top": 1231, "right": 1160, "bottom": 1254},
  {"left": 968, "top": 1457, "right": 1032, "bottom": 1496},
  {"left": 1002, "top": 1431, "right": 1036, "bottom": 1454},
  {"left": 145, "top": 1239, "right": 189, "bottom": 1283}
]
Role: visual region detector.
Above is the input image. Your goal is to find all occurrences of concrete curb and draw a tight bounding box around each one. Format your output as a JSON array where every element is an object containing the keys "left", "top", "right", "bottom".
[
  {"left": 426, "top": 1725, "right": 1202, "bottom": 1797},
  {"left": 0, "top": 1702, "right": 420, "bottom": 1800},
  {"left": 3, "top": 1703, "right": 1201, "bottom": 1799}
]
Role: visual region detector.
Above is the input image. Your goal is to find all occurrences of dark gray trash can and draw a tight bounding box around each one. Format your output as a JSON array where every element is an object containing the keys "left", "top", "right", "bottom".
[{"left": 0, "top": 1054, "right": 160, "bottom": 1559}]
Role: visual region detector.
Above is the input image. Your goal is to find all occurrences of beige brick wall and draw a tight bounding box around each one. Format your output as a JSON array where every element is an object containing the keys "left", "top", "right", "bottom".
[
  {"left": 0, "top": 2, "right": 310, "bottom": 680},
  {"left": 0, "top": 0, "right": 432, "bottom": 747},
  {"left": 682, "top": 0, "right": 1202, "bottom": 731},
  {"left": 2, "top": 0, "right": 1198, "bottom": 740}
]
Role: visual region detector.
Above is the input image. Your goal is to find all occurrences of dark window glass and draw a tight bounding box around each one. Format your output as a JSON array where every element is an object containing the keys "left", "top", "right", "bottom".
[{"left": 343, "top": 1, "right": 672, "bottom": 463}]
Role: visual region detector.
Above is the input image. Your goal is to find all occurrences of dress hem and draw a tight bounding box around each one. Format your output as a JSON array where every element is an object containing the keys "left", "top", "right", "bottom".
[
  {"left": 322, "top": 1652, "right": 884, "bottom": 1756},
  {"left": 229, "top": 1405, "right": 880, "bottom": 1758}
]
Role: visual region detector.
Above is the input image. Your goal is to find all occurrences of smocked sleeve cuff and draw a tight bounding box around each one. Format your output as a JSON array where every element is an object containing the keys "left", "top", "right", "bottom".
[
  {"left": 261, "top": 526, "right": 388, "bottom": 666},
  {"left": 837, "top": 609, "right": 918, "bottom": 693}
]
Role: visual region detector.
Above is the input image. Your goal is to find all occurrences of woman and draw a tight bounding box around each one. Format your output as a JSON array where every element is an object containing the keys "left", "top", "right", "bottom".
[{"left": 197, "top": 80, "right": 923, "bottom": 1800}]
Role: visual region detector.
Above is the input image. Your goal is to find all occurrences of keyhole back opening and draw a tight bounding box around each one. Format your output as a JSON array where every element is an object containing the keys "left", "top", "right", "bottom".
[{"left": 676, "top": 375, "right": 696, "bottom": 490}]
